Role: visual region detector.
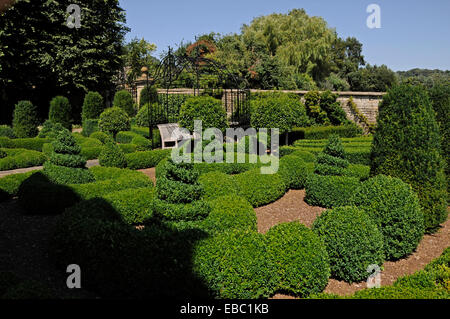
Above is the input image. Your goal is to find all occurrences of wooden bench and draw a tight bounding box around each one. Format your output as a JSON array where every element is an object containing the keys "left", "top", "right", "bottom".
[{"left": 158, "top": 123, "right": 194, "bottom": 149}]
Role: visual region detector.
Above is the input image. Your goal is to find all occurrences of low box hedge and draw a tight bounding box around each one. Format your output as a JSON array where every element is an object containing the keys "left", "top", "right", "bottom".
[
  {"left": 289, "top": 124, "right": 363, "bottom": 142},
  {"left": 0, "top": 137, "right": 50, "bottom": 151},
  {"left": 0, "top": 148, "right": 47, "bottom": 171},
  {"left": 125, "top": 149, "right": 171, "bottom": 170},
  {"left": 305, "top": 174, "right": 360, "bottom": 208},
  {"left": 151, "top": 199, "right": 211, "bottom": 221},
  {"left": 198, "top": 171, "right": 239, "bottom": 200},
  {"left": 0, "top": 170, "right": 36, "bottom": 202}
]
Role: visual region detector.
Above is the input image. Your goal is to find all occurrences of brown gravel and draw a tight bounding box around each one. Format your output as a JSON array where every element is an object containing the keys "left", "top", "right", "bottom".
[
  {"left": 138, "top": 167, "right": 156, "bottom": 185},
  {"left": 257, "top": 190, "right": 450, "bottom": 298},
  {"left": 255, "top": 190, "right": 325, "bottom": 233}
]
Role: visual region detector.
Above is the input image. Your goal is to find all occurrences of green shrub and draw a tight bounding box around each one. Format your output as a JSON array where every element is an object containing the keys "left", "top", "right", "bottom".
[
  {"left": 278, "top": 155, "right": 310, "bottom": 189},
  {"left": 90, "top": 131, "right": 112, "bottom": 144},
  {"left": 43, "top": 129, "right": 94, "bottom": 184},
  {"left": 305, "top": 174, "right": 360, "bottom": 208},
  {"left": 38, "top": 120, "right": 65, "bottom": 139},
  {"left": 125, "top": 149, "right": 171, "bottom": 170},
  {"left": 131, "top": 135, "right": 152, "bottom": 151},
  {"left": 82, "top": 91, "right": 104, "bottom": 121},
  {"left": 0, "top": 125, "right": 15, "bottom": 139},
  {"left": 12, "top": 101, "right": 39, "bottom": 138},
  {"left": 193, "top": 229, "right": 278, "bottom": 299},
  {"left": 136, "top": 103, "right": 167, "bottom": 126},
  {"left": 266, "top": 222, "right": 331, "bottom": 296},
  {"left": 290, "top": 150, "right": 316, "bottom": 162},
  {"left": 99, "top": 107, "right": 131, "bottom": 138},
  {"left": 82, "top": 119, "right": 99, "bottom": 137},
  {"left": 0, "top": 171, "right": 35, "bottom": 202},
  {"left": 102, "top": 187, "right": 155, "bottom": 225},
  {"left": 202, "top": 195, "right": 256, "bottom": 234},
  {"left": 49, "top": 96, "right": 71, "bottom": 130},
  {"left": 0, "top": 149, "right": 47, "bottom": 171},
  {"left": 198, "top": 171, "right": 239, "bottom": 200},
  {"left": 350, "top": 175, "right": 425, "bottom": 260},
  {"left": 371, "top": 84, "right": 447, "bottom": 232},
  {"left": 290, "top": 124, "right": 362, "bottom": 141},
  {"left": 99, "top": 141, "right": 127, "bottom": 168},
  {"left": 179, "top": 96, "right": 228, "bottom": 133},
  {"left": 113, "top": 90, "right": 135, "bottom": 117},
  {"left": 0, "top": 149, "right": 6, "bottom": 159},
  {"left": 251, "top": 94, "right": 309, "bottom": 136},
  {"left": 115, "top": 131, "right": 141, "bottom": 144},
  {"left": 344, "top": 164, "right": 370, "bottom": 180},
  {"left": 151, "top": 199, "right": 210, "bottom": 221},
  {"left": 0, "top": 137, "right": 50, "bottom": 152},
  {"left": 312, "top": 207, "right": 385, "bottom": 283},
  {"left": 319, "top": 91, "right": 349, "bottom": 125},
  {"left": 118, "top": 143, "right": 137, "bottom": 154},
  {"left": 139, "top": 85, "right": 158, "bottom": 107},
  {"left": 234, "top": 168, "right": 286, "bottom": 207}
]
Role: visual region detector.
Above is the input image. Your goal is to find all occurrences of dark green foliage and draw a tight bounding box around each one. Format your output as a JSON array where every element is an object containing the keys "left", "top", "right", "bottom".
[
  {"left": 43, "top": 129, "right": 94, "bottom": 184},
  {"left": 156, "top": 160, "right": 203, "bottom": 204},
  {"left": 139, "top": 85, "right": 158, "bottom": 107},
  {"left": 198, "top": 171, "right": 239, "bottom": 200},
  {"left": 81, "top": 119, "right": 99, "bottom": 137},
  {"left": 312, "top": 207, "right": 385, "bottom": 283},
  {"left": 234, "top": 168, "right": 286, "bottom": 207},
  {"left": 193, "top": 230, "right": 278, "bottom": 299},
  {"left": 250, "top": 94, "right": 309, "bottom": 135},
  {"left": 179, "top": 96, "right": 228, "bottom": 133},
  {"left": 99, "top": 141, "right": 127, "bottom": 168},
  {"left": 0, "top": 149, "right": 47, "bottom": 171},
  {"left": 319, "top": 91, "right": 349, "bottom": 125},
  {"left": 151, "top": 199, "right": 211, "bottom": 221},
  {"left": 202, "top": 195, "right": 257, "bottom": 234},
  {"left": 113, "top": 90, "right": 135, "bottom": 117},
  {"left": 305, "top": 174, "right": 360, "bottom": 208},
  {"left": 131, "top": 135, "right": 152, "bottom": 151},
  {"left": 125, "top": 149, "right": 171, "bottom": 170},
  {"left": 304, "top": 91, "right": 328, "bottom": 125},
  {"left": 0, "top": 137, "right": 50, "bottom": 152},
  {"left": 348, "top": 64, "right": 397, "bottom": 92},
  {"left": 49, "top": 96, "right": 71, "bottom": 130},
  {"left": 0, "top": 125, "right": 15, "bottom": 139},
  {"left": 82, "top": 91, "right": 104, "bottom": 121},
  {"left": 266, "top": 222, "right": 331, "bottom": 296},
  {"left": 371, "top": 84, "right": 447, "bottom": 232},
  {"left": 12, "top": 101, "right": 39, "bottom": 138},
  {"left": 38, "top": 120, "right": 65, "bottom": 139},
  {"left": 99, "top": 107, "right": 131, "bottom": 137},
  {"left": 115, "top": 131, "right": 141, "bottom": 144},
  {"left": 136, "top": 103, "right": 167, "bottom": 127},
  {"left": 278, "top": 155, "right": 310, "bottom": 189},
  {"left": 0, "top": 149, "right": 6, "bottom": 159},
  {"left": 428, "top": 83, "right": 450, "bottom": 200},
  {"left": 0, "top": 171, "right": 35, "bottom": 202},
  {"left": 323, "top": 135, "right": 346, "bottom": 159},
  {"left": 350, "top": 175, "right": 425, "bottom": 260}
]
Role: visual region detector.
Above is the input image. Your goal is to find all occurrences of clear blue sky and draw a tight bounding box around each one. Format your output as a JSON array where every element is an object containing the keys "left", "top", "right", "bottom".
[{"left": 119, "top": 0, "right": 450, "bottom": 71}]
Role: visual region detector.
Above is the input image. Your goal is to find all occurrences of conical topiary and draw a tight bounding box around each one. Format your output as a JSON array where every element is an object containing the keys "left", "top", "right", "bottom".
[
  {"left": 314, "top": 135, "right": 349, "bottom": 176},
  {"left": 43, "top": 129, "right": 95, "bottom": 184}
]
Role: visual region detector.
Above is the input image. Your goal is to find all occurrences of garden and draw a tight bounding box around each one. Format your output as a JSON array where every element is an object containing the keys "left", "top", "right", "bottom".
[{"left": 0, "top": 0, "right": 449, "bottom": 302}]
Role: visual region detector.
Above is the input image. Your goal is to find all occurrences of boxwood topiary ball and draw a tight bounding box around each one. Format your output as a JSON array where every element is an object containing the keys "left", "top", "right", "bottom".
[
  {"left": 312, "top": 206, "right": 385, "bottom": 283},
  {"left": 266, "top": 221, "right": 331, "bottom": 296},
  {"left": 350, "top": 175, "right": 425, "bottom": 260}
]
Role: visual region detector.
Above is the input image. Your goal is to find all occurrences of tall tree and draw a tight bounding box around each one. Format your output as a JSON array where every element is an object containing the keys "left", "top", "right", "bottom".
[
  {"left": 0, "top": 0, "right": 128, "bottom": 124},
  {"left": 122, "top": 38, "right": 157, "bottom": 87}
]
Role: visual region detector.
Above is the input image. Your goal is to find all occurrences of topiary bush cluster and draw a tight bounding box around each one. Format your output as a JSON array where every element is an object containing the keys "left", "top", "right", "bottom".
[
  {"left": 371, "top": 84, "right": 447, "bottom": 232},
  {"left": 12, "top": 101, "right": 39, "bottom": 138},
  {"left": 43, "top": 129, "right": 95, "bottom": 185},
  {"left": 278, "top": 155, "right": 311, "bottom": 189},
  {"left": 82, "top": 91, "right": 104, "bottom": 121},
  {"left": 37, "top": 120, "right": 66, "bottom": 139},
  {"left": 179, "top": 96, "right": 228, "bottom": 133},
  {"left": 0, "top": 148, "right": 46, "bottom": 171},
  {"left": 314, "top": 135, "right": 350, "bottom": 176},
  {"left": 350, "top": 175, "right": 425, "bottom": 260},
  {"left": 49, "top": 96, "right": 71, "bottom": 130},
  {"left": 312, "top": 206, "right": 385, "bottom": 283}
]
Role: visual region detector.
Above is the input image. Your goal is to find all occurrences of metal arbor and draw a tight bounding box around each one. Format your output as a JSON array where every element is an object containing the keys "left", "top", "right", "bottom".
[{"left": 142, "top": 48, "right": 251, "bottom": 145}]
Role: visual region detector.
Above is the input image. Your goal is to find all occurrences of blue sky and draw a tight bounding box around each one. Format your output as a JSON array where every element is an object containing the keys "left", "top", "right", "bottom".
[{"left": 119, "top": 0, "right": 450, "bottom": 71}]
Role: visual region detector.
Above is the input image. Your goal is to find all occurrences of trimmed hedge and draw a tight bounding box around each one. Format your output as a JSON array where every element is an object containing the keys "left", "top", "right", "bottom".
[
  {"left": 289, "top": 124, "right": 362, "bottom": 142},
  {"left": 179, "top": 96, "right": 228, "bottom": 133},
  {"left": 312, "top": 207, "right": 385, "bottom": 283},
  {"left": 99, "top": 107, "right": 130, "bottom": 137},
  {"left": 125, "top": 149, "right": 171, "bottom": 170},
  {"left": 151, "top": 199, "right": 211, "bottom": 221},
  {"left": 201, "top": 195, "right": 257, "bottom": 234},
  {"left": 192, "top": 229, "right": 278, "bottom": 299},
  {"left": 350, "top": 175, "right": 425, "bottom": 260},
  {"left": 0, "top": 137, "right": 50, "bottom": 152},
  {"left": 0, "top": 125, "right": 15, "bottom": 139},
  {"left": 116, "top": 131, "right": 141, "bottom": 144},
  {"left": 0, "top": 171, "right": 36, "bottom": 202},
  {"left": 99, "top": 141, "right": 127, "bottom": 168},
  {"left": 234, "top": 168, "right": 286, "bottom": 207},
  {"left": 305, "top": 174, "right": 360, "bottom": 208},
  {"left": 12, "top": 100, "right": 39, "bottom": 138},
  {"left": 278, "top": 155, "right": 311, "bottom": 189},
  {"left": 49, "top": 96, "right": 71, "bottom": 130},
  {"left": 90, "top": 131, "right": 112, "bottom": 144},
  {"left": 0, "top": 149, "right": 46, "bottom": 171},
  {"left": 266, "top": 222, "right": 330, "bottom": 296},
  {"left": 198, "top": 171, "right": 239, "bottom": 200}
]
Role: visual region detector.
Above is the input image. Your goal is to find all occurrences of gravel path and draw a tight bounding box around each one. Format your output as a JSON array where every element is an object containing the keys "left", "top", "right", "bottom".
[{"left": 257, "top": 190, "right": 450, "bottom": 298}]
